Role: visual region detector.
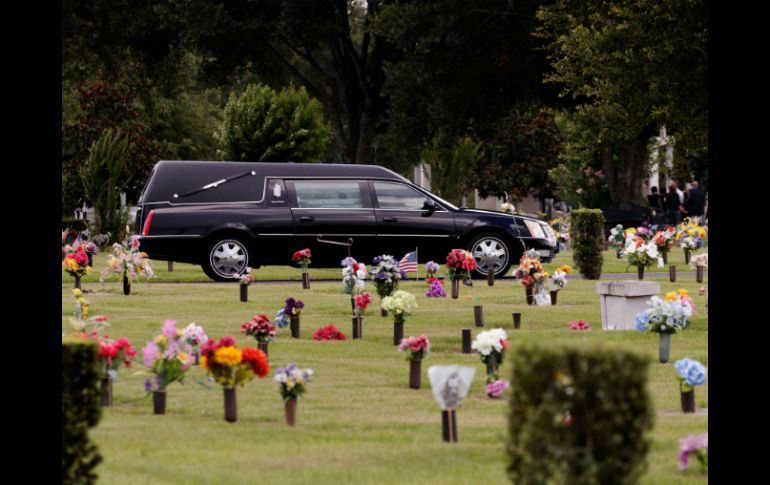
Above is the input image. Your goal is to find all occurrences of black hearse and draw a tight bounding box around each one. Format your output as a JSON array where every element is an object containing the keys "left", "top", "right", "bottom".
[{"left": 136, "top": 161, "right": 557, "bottom": 281}]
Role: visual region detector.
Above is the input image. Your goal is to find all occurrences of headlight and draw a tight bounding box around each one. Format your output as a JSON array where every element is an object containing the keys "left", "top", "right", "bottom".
[
  {"left": 541, "top": 223, "right": 556, "bottom": 242},
  {"left": 523, "top": 220, "right": 545, "bottom": 238}
]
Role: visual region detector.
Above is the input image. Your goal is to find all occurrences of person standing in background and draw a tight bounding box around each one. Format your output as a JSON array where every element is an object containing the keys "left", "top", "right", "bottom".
[
  {"left": 647, "top": 186, "right": 664, "bottom": 223},
  {"left": 665, "top": 182, "right": 682, "bottom": 225},
  {"left": 684, "top": 180, "right": 706, "bottom": 225}
]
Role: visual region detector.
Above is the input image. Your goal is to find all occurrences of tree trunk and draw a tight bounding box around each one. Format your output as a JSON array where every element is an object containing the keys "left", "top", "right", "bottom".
[{"left": 602, "top": 128, "right": 655, "bottom": 207}]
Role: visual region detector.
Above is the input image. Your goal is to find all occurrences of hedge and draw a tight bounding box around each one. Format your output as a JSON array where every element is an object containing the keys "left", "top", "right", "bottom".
[
  {"left": 62, "top": 339, "right": 102, "bottom": 485},
  {"left": 508, "top": 345, "right": 653, "bottom": 485},
  {"left": 570, "top": 209, "right": 605, "bottom": 279}
]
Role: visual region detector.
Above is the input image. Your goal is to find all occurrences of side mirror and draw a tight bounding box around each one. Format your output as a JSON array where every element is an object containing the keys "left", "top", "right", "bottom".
[{"left": 423, "top": 198, "right": 436, "bottom": 212}]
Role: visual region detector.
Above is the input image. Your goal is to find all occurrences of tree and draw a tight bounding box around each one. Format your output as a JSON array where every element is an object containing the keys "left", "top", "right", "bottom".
[
  {"left": 536, "top": 0, "right": 707, "bottom": 207},
  {"left": 216, "top": 84, "right": 331, "bottom": 163},
  {"left": 80, "top": 130, "right": 130, "bottom": 242},
  {"left": 420, "top": 135, "right": 484, "bottom": 206}
]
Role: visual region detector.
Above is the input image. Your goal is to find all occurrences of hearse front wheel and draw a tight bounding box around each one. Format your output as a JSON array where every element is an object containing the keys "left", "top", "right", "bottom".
[
  {"left": 468, "top": 233, "right": 512, "bottom": 278},
  {"left": 202, "top": 238, "right": 251, "bottom": 282}
]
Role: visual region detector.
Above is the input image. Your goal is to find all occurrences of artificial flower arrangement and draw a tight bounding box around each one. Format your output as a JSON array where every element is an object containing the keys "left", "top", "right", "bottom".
[
  {"left": 623, "top": 233, "right": 662, "bottom": 269},
  {"left": 241, "top": 314, "right": 277, "bottom": 343},
  {"left": 354, "top": 291, "right": 372, "bottom": 317},
  {"left": 633, "top": 225, "right": 653, "bottom": 241},
  {"left": 275, "top": 363, "right": 314, "bottom": 426},
  {"left": 635, "top": 290, "right": 695, "bottom": 334},
  {"left": 424, "top": 261, "right": 447, "bottom": 297},
  {"left": 678, "top": 433, "right": 708, "bottom": 473},
  {"left": 83, "top": 241, "right": 99, "bottom": 263},
  {"left": 398, "top": 335, "right": 430, "bottom": 361},
  {"left": 651, "top": 226, "right": 678, "bottom": 259},
  {"left": 91, "top": 232, "right": 111, "bottom": 250},
  {"left": 100, "top": 235, "right": 154, "bottom": 284},
  {"left": 341, "top": 257, "right": 367, "bottom": 295},
  {"left": 550, "top": 217, "right": 571, "bottom": 250},
  {"left": 275, "top": 296, "right": 305, "bottom": 329},
  {"left": 239, "top": 267, "right": 254, "bottom": 285},
  {"left": 500, "top": 202, "right": 515, "bottom": 213},
  {"left": 200, "top": 336, "right": 270, "bottom": 387},
  {"left": 369, "top": 255, "right": 407, "bottom": 299},
  {"left": 73, "top": 288, "right": 90, "bottom": 320},
  {"left": 141, "top": 320, "right": 193, "bottom": 414},
  {"left": 471, "top": 328, "right": 509, "bottom": 383},
  {"left": 312, "top": 325, "right": 347, "bottom": 341},
  {"left": 675, "top": 357, "right": 707, "bottom": 413},
  {"left": 550, "top": 264, "right": 571, "bottom": 290},
  {"left": 292, "top": 248, "right": 312, "bottom": 270},
  {"left": 381, "top": 290, "right": 418, "bottom": 325},
  {"left": 62, "top": 243, "right": 91, "bottom": 279},
  {"left": 445, "top": 249, "right": 477, "bottom": 281},
  {"left": 608, "top": 224, "right": 626, "bottom": 257},
  {"left": 513, "top": 249, "right": 546, "bottom": 288},
  {"left": 182, "top": 322, "right": 208, "bottom": 364},
  {"left": 676, "top": 220, "right": 707, "bottom": 253},
  {"left": 486, "top": 379, "right": 510, "bottom": 399},
  {"left": 568, "top": 320, "right": 591, "bottom": 331},
  {"left": 689, "top": 253, "right": 708, "bottom": 269}
]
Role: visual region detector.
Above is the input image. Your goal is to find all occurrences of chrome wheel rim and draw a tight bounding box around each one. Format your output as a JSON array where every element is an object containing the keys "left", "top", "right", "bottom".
[
  {"left": 471, "top": 237, "right": 509, "bottom": 275},
  {"left": 210, "top": 240, "right": 248, "bottom": 278}
]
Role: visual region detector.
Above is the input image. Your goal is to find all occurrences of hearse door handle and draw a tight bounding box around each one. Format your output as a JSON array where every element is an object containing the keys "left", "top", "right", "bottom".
[
  {"left": 299, "top": 216, "right": 315, "bottom": 222},
  {"left": 383, "top": 217, "right": 398, "bottom": 223}
]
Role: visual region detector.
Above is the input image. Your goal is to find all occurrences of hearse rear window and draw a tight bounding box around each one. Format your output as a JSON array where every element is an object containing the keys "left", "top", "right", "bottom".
[{"left": 292, "top": 181, "right": 363, "bottom": 208}]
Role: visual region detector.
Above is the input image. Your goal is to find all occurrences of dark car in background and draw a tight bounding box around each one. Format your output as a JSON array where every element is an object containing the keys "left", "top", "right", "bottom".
[{"left": 136, "top": 161, "right": 558, "bottom": 281}]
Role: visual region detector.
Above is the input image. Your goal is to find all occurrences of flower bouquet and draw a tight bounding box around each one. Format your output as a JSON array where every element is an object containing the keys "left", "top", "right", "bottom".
[
  {"left": 83, "top": 241, "right": 99, "bottom": 267},
  {"left": 341, "top": 257, "right": 367, "bottom": 295},
  {"left": 352, "top": 291, "right": 371, "bottom": 338},
  {"left": 676, "top": 220, "right": 707, "bottom": 264},
  {"left": 398, "top": 335, "right": 430, "bottom": 389},
  {"left": 548, "top": 264, "right": 571, "bottom": 304},
  {"left": 142, "top": 320, "right": 193, "bottom": 414},
  {"left": 513, "top": 249, "right": 548, "bottom": 305},
  {"left": 651, "top": 226, "right": 677, "bottom": 264},
  {"left": 182, "top": 323, "right": 208, "bottom": 365},
  {"left": 97, "top": 335, "right": 136, "bottom": 406},
  {"left": 607, "top": 224, "right": 625, "bottom": 257},
  {"left": 486, "top": 379, "right": 509, "bottom": 399},
  {"left": 445, "top": 249, "right": 476, "bottom": 298},
  {"left": 471, "top": 328, "right": 509, "bottom": 384},
  {"left": 369, "top": 254, "right": 407, "bottom": 305},
  {"left": 92, "top": 233, "right": 111, "bottom": 251},
  {"left": 241, "top": 314, "right": 277, "bottom": 357},
  {"left": 689, "top": 253, "right": 708, "bottom": 283},
  {"left": 63, "top": 243, "right": 91, "bottom": 288},
  {"left": 623, "top": 234, "right": 662, "bottom": 279},
  {"left": 500, "top": 202, "right": 515, "bottom": 214},
  {"left": 312, "top": 325, "right": 347, "bottom": 341},
  {"left": 100, "top": 236, "right": 154, "bottom": 295},
  {"left": 276, "top": 297, "right": 304, "bottom": 338},
  {"left": 239, "top": 267, "right": 253, "bottom": 302},
  {"left": 274, "top": 363, "right": 313, "bottom": 426},
  {"left": 635, "top": 290, "right": 695, "bottom": 363},
  {"left": 678, "top": 433, "right": 708, "bottom": 473},
  {"left": 674, "top": 357, "right": 707, "bottom": 413},
  {"left": 292, "top": 248, "right": 312, "bottom": 288},
  {"left": 381, "top": 290, "right": 418, "bottom": 345},
  {"left": 73, "top": 288, "right": 90, "bottom": 320},
  {"left": 424, "top": 261, "right": 447, "bottom": 298},
  {"left": 200, "top": 336, "right": 270, "bottom": 422},
  {"left": 568, "top": 320, "right": 591, "bottom": 331},
  {"left": 550, "top": 217, "right": 571, "bottom": 251}
]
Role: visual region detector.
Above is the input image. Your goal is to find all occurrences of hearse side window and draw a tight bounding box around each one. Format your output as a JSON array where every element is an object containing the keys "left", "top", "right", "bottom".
[
  {"left": 292, "top": 180, "right": 364, "bottom": 208},
  {"left": 266, "top": 179, "right": 288, "bottom": 207},
  {"left": 373, "top": 182, "right": 432, "bottom": 210}
]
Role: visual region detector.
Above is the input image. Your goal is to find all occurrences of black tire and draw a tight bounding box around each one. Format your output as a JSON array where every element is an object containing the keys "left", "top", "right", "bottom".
[
  {"left": 201, "top": 237, "right": 251, "bottom": 282},
  {"left": 467, "top": 233, "right": 514, "bottom": 278}
]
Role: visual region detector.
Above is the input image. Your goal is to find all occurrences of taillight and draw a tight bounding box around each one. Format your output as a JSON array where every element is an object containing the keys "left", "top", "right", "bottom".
[{"left": 142, "top": 209, "right": 155, "bottom": 236}]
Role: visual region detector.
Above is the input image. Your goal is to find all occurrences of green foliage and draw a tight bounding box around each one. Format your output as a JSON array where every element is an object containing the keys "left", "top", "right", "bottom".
[
  {"left": 217, "top": 84, "right": 330, "bottom": 163},
  {"left": 421, "top": 135, "right": 484, "bottom": 206},
  {"left": 62, "top": 219, "right": 89, "bottom": 232},
  {"left": 570, "top": 209, "right": 605, "bottom": 279},
  {"left": 508, "top": 345, "right": 654, "bottom": 485},
  {"left": 62, "top": 339, "right": 102, "bottom": 485},
  {"left": 80, "top": 130, "right": 131, "bottom": 242}
]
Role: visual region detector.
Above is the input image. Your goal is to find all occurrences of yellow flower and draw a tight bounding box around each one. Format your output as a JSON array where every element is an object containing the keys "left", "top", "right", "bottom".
[
  {"left": 664, "top": 291, "right": 678, "bottom": 301},
  {"left": 72, "top": 289, "right": 82, "bottom": 297},
  {"left": 178, "top": 352, "right": 188, "bottom": 364},
  {"left": 200, "top": 355, "right": 209, "bottom": 371},
  {"left": 286, "top": 381, "right": 295, "bottom": 390},
  {"left": 176, "top": 328, "right": 184, "bottom": 338},
  {"left": 214, "top": 346, "right": 242, "bottom": 366},
  {"left": 155, "top": 335, "right": 168, "bottom": 347},
  {"left": 678, "top": 289, "right": 689, "bottom": 297},
  {"left": 558, "top": 265, "right": 572, "bottom": 273},
  {"left": 544, "top": 271, "right": 550, "bottom": 278}
]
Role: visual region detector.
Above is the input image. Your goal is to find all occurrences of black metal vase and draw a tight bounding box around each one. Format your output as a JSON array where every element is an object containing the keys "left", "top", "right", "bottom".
[
  {"left": 302, "top": 272, "right": 310, "bottom": 289},
  {"left": 441, "top": 409, "right": 458, "bottom": 442},
  {"left": 681, "top": 389, "right": 696, "bottom": 413},
  {"left": 123, "top": 275, "right": 131, "bottom": 295},
  {"left": 409, "top": 359, "right": 422, "bottom": 389},
  {"left": 224, "top": 387, "right": 237, "bottom": 422},
  {"left": 451, "top": 279, "right": 460, "bottom": 299},
  {"left": 393, "top": 321, "right": 404, "bottom": 346},
  {"left": 153, "top": 390, "right": 166, "bottom": 415},
  {"left": 473, "top": 305, "right": 484, "bottom": 328},
  {"left": 525, "top": 286, "right": 534, "bottom": 305},
  {"left": 290, "top": 315, "right": 300, "bottom": 338},
  {"left": 550, "top": 290, "right": 558, "bottom": 305},
  {"left": 100, "top": 377, "right": 112, "bottom": 407},
  {"left": 240, "top": 284, "right": 248, "bottom": 302},
  {"left": 352, "top": 316, "right": 363, "bottom": 339}
]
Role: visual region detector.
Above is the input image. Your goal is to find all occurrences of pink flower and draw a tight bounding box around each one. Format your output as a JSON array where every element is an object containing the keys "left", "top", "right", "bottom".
[
  {"left": 93, "top": 315, "right": 109, "bottom": 322},
  {"left": 486, "top": 380, "right": 509, "bottom": 398},
  {"left": 568, "top": 320, "right": 591, "bottom": 331},
  {"left": 162, "top": 320, "right": 178, "bottom": 337}
]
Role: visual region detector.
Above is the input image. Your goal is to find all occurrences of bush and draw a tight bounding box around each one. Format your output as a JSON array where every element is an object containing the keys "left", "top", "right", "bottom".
[
  {"left": 570, "top": 209, "right": 605, "bottom": 279},
  {"left": 62, "top": 339, "right": 102, "bottom": 485},
  {"left": 62, "top": 219, "right": 89, "bottom": 232},
  {"left": 217, "top": 84, "right": 330, "bottom": 163},
  {"left": 508, "top": 345, "right": 654, "bottom": 485}
]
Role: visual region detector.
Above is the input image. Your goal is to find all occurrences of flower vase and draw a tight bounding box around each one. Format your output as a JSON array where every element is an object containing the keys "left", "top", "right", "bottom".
[
  {"left": 74, "top": 276, "right": 81, "bottom": 290},
  {"left": 123, "top": 275, "right": 131, "bottom": 295},
  {"left": 550, "top": 290, "right": 558, "bottom": 305},
  {"left": 525, "top": 285, "right": 534, "bottom": 305},
  {"left": 153, "top": 390, "right": 166, "bottom": 415},
  {"left": 352, "top": 316, "right": 363, "bottom": 339},
  {"left": 669, "top": 265, "right": 676, "bottom": 282},
  {"left": 473, "top": 305, "right": 484, "bottom": 328},
  {"left": 409, "top": 359, "right": 422, "bottom": 389},
  {"left": 681, "top": 389, "right": 696, "bottom": 413},
  {"left": 393, "top": 320, "right": 404, "bottom": 346},
  {"left": 87, "top": 253, "right": 93, "bottom": 267},
  {"left": 659, "top": 333, "right": 671, "bottom": 363},
  {"left": 441, "top": 409, "right": 458, "bottom": 442},
  {"left": 485, "top": 354, "right": 499, "bottom": 379},
  {"left": 381, "top": 308, "right": 388, "bottom": 317},
  {"left": 487, "top": 270, "right": 495, "bottom": 286},
  {"left": 167, "top": 260, "right": 174, "bottom": 272},
  {"left": 461, "top": 328, "right": 471, "bottom": 353},
  {"left": 258, "top": 341, "right": 269, "bottom": 359},
  {"left": 637, "top": 266, "right": 645, "bottom": 280},
  {"left": 662, "top": 251, "right": 668, "bottom": 265},
  {"left": 302, "top": 272, "right": 310, "bottom": 289},
  {"left": 240, "top": 284, "right": 248, "bottom": 302},
  {"left": 451, "top": 279, "right": 460, "bottom": 299},
  {"left": 194, "top": 349, "right": 200, "bottom": 365},
  {"left": 684, "top": 249, "right": 691, "bottom": 265},
  {"left": 224, "top": 387, "right": 237, "bottom": 422},
  {"left": 512, "top": 313, "right": 521, "bottom": 329},
  {"left": 290, "top": 315, "right": 300, "bottom": 338},
  {"left": 284, "top": 397, "right": 297, "bottom": 426},
  {"left": 696, "top": 266, "right": 704, "bottom": 283},
  {"left": 100, "top": 377, "right": 112, "bottom": 407}
]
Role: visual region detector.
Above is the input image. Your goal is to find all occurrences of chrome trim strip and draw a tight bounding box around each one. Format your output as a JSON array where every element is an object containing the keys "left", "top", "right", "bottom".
[
  {"left": 374, "top": 208, "right": 448, "bottom": 213},
  {"left": 140, "top": 234, "right": 202, "bottom": 238},
  {"left": 291, "top": 207, "right": 373, "bottom": 211}
]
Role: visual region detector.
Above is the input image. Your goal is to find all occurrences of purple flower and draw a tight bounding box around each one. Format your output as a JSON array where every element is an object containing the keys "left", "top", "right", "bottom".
[
  {"left": 162, "top": 320, "right": 178, "bottom": 338},
  {"left": 142, "top": 342, "right": 159, "bottom": 367},
  {"left": 678, "top": 433, "right": 708, "bottom": 470},
  {"left": 486, "top": 380, "right": 510, "bottom": 398},
  {"left": 425, "top": 261, "right": 440, "bottom": 273},
  {"left": 425, "top": 280, "right": 447, "bottom": 297},
  {"left": 144, "top": 379, "right": 153, "bottom": 392}
]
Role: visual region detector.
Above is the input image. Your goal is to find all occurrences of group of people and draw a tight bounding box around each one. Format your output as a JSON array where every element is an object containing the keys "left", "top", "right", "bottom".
[{"left": 647, "top": 180, "right": 707, "bottom": 225}]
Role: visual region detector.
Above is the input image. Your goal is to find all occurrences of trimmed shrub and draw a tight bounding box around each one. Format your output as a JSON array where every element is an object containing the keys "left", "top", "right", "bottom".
[
  {"left": 62, "top": 339, "right": 102, "bottom": 485},
  {"left": 570, "top": 209, "right": 605, "bottom": 279},
  {"left": 508, "top": 345, "right": 653, "bottom": 485}
]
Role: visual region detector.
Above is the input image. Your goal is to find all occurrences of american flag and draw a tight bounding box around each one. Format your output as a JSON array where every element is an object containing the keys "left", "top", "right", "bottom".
[{"left": 398, "top": 250, "right": 418, "bottom": 273}]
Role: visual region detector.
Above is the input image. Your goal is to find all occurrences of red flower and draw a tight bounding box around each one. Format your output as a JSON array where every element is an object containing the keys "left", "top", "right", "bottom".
[
  {"left": 218, "top": 336, "right": 236, "bottom": 347},
  {"left": 521, "top": 274, "right": 534, "bottom": 286},
  {"left": 241, "top": 347, "right": 270, "bottom": 377},
  {"left": 313, "top": 325, "right": 347, "bottom": 341},
  {"left": 292, "top": 248, "right": 311, "bottom": 262},
  {"left": 354, "top": 292, "right": 372, "bottom": 310}
]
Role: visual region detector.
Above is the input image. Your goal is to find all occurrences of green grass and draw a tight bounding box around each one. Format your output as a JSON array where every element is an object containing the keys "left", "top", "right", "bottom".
[{"left": 62, "top": 258, "right": 708, "bottom": 484}]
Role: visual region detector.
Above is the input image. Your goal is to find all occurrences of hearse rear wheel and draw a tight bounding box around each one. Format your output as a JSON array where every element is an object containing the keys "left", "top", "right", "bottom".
[{"left": 202, "top": 238, "right": 251, "bottom": 282}]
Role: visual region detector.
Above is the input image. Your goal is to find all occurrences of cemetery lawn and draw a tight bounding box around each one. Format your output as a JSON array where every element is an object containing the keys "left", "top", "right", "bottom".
[{"left": 63, "top": 257, "right": 708, "bottom": 484}]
